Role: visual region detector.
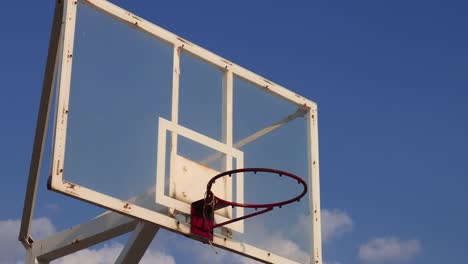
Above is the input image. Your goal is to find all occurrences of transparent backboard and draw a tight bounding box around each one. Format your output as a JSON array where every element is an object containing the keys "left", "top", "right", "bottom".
[{"left": 49, "top": 1, "right": 321, "bottom": 263}]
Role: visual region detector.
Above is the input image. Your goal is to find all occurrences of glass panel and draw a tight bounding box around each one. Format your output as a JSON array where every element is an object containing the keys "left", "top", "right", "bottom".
[
  {"left": 233, "top": 76, "right": 311, "bottom": 263},
  {"left": 233, "top": 76, "right": 299, "bottom": 143},
  {"left": 178, "top": 51, "right": 223, "bottom": 141},
  {"left": 177, "top": 136, "right": 225, "bottom": 172},
  {"left": 60, "top": 2, "right": 312, "bottom": 262},
  {"left": 64, "top": 3, "right": 173, "bottom": 205}
]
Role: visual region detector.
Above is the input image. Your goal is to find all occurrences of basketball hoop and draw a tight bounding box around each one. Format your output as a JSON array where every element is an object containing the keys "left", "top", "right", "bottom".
[{"left": 191, "top": 168, "right": 308, "bottom": 241}]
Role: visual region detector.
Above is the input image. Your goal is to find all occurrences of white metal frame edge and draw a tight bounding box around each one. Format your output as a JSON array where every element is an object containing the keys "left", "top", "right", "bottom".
[
  {"left": 307, "top": 107, "right": 322, "bottom": 264},
  {"left": 50, "top": 179, "right": 299, "bottom": 263},
  {"left": 50, "top": 0, "right": 77, "bottom": 190},
  {"left": 81, "top": 0, "right": 316, "bottom": 109}
]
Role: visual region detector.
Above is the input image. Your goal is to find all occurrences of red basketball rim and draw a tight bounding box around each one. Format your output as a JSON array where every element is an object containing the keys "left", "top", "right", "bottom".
[{"left": 206, "top": 168, "right": 308, "bottom": 210}]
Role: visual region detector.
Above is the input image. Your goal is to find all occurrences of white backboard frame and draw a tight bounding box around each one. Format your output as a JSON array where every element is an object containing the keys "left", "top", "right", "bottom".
[{"left": 44, "top": 0, "right": 323, "bottom": 263}]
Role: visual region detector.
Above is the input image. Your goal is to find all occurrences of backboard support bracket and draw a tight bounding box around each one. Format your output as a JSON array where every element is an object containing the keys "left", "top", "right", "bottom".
[{"left": 190, "top": 198, "right": 215, "bottom": 242}]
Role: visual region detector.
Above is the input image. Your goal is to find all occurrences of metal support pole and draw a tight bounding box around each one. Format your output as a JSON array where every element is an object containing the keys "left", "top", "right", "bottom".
[
  {"left": 19, "top": 0, "right": 64, "bottom": 247},
  {"left": 115, "top": 222, "right": 160, "bottom": 264}
]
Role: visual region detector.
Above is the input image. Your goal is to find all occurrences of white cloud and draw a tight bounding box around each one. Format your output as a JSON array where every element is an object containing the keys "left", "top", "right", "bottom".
[
  {"left": 245, "top": 218, "right": 311, "bottom": 263},
  {"left": 321, "top": 209, "right": 353, "bottom": 242},
  {"left": 0, "top": 208, "right": 352, "bottom": 264},
  {"left": 0, "top": 217, "right": 56, "bottom": 264},
  {"left": 167, "top": 217, "right": 311, "bottom": 264},
  {"left": 290, "top": 209, "right": 351, "bottom": 264},
  {"left": 294, "top": 209, "right": 353, "bottom": 243},
  {"left": 264, "top": 235, "right": 310, "bottom": 263},
  {"left": 0, "top": 218, "right": 27, "bottom": 264},
  {"left": 53, "top": 243, "right": 175, "bottom": 264},
  {"left": 44, "top": 203, "right": 61, "bottom": 213},
  {"left": 161, "top": 233, "right": 252, "bottom": 264},
  {"left": 0, "top": 217, "right": 174, "bottom": 264},
  {"left": 140, "top": 249, "right": 176, "bottom": 264},
  {"left": 184, "top": 208, "right": 353, "bottom": 264},
  {"left": 53, "top": 243, "right": 124, "bottom": 264},
  {"left": 358, "top": 237, "right": 421, "bottom": 263},
  {"left": 30, "top": 217, "right": 57, "bottom": 239}
]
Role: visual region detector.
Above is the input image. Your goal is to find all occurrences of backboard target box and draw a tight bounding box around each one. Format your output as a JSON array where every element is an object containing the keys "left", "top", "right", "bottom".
[{"left": 38, "top": 0, "right": 323, "bottom": 263}]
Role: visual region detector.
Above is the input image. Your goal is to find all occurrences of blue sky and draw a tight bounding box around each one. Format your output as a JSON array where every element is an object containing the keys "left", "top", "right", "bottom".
[{"left": 1, "top": 0, "right": 467, "bottom": 263}]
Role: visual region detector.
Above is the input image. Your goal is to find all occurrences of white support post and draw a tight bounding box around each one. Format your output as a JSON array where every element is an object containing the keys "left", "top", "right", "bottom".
[
  {"left": 26, "top": 248, "right": 50, "bottom": 264},
  {"left": 221, "top": 69, "right": 234, "bottom": 220},
  {"left": 168, "top": 45, "right": 180, "bottom": 217},
  {"left": 115, "top": 222, "right": 160, "bottom": 264},
  {"left": 222, "top": 69, "right": 234, "bottom": 170},
  {"left": 307, "top": 107, "right": 322, "bottom": 264},
  {"left": 19, "top": 0, "right": 64, "bottom": 245},
  {"left": 32, "top": 212, "right": 138, "bottom": 262},
  {"left": 26, "top": 249, "right": 39, "bottom": 264},
  {"left": 170, "top": 44, "right": 180, "bottom": 157}
]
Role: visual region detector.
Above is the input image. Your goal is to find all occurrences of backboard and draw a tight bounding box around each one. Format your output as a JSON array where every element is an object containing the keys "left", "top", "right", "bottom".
[{"left": 46, "top": 0, "right": 322, "bottom": 263}]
